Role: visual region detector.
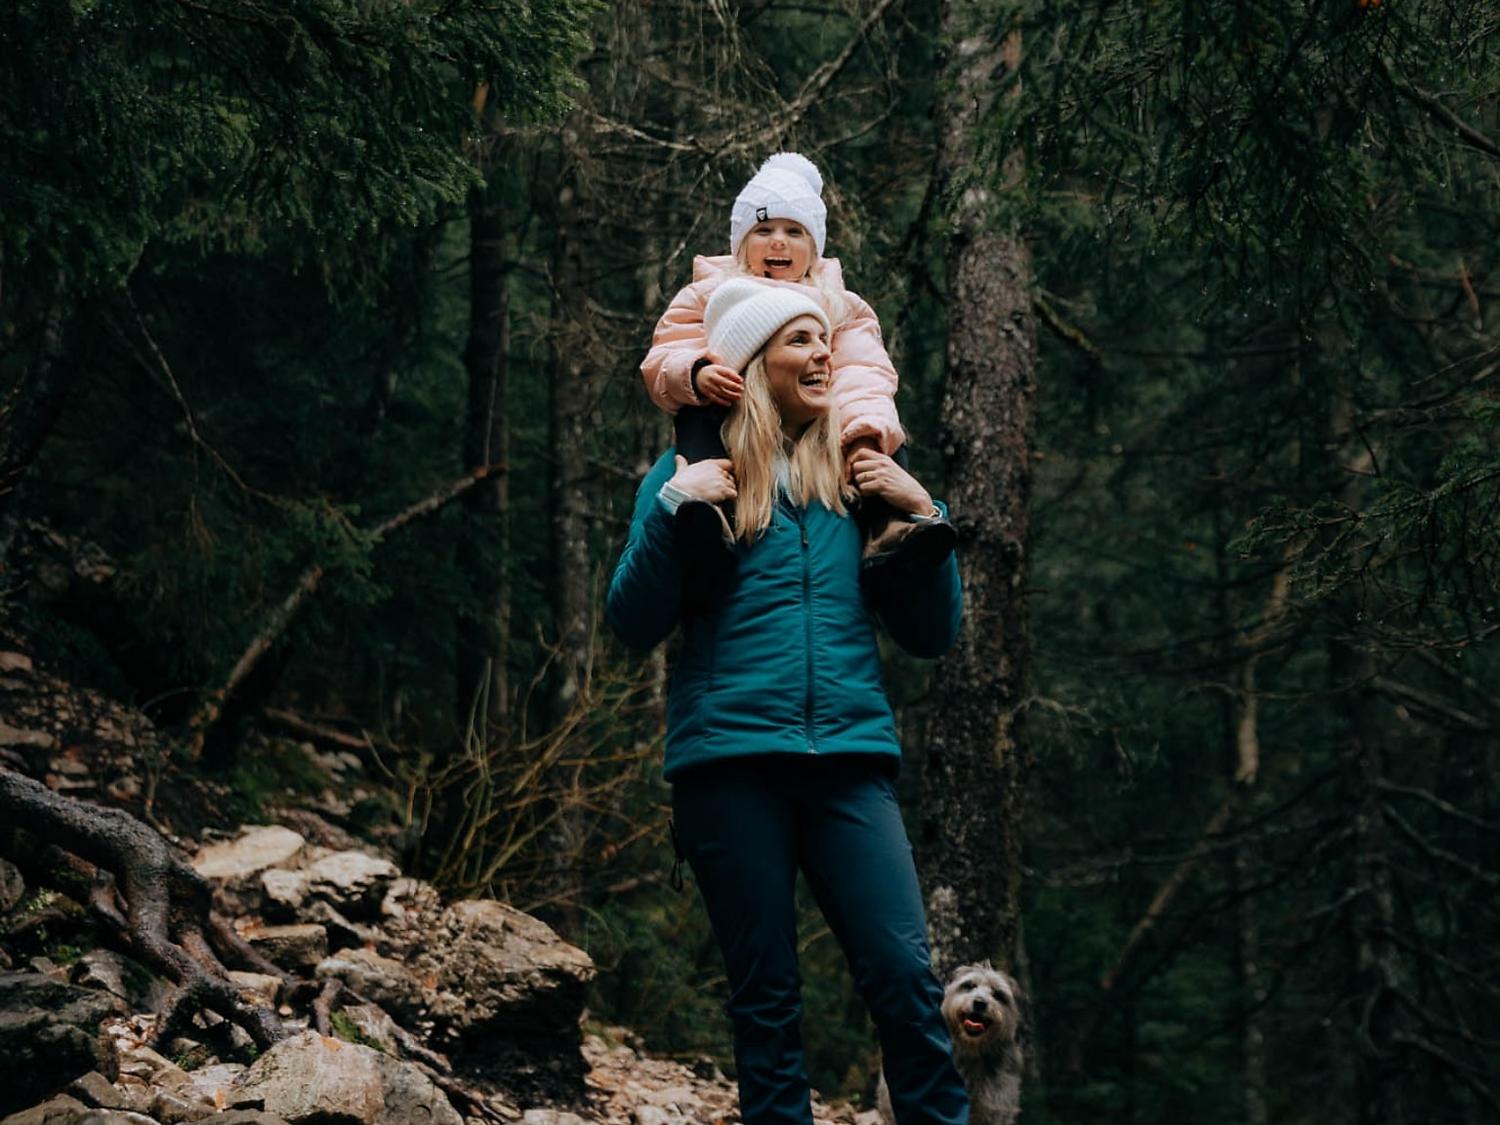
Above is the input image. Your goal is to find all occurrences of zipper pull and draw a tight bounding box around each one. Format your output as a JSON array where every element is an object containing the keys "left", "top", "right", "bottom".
[{"left": 801, "top": 525, "right": 809, "bottom": 548}]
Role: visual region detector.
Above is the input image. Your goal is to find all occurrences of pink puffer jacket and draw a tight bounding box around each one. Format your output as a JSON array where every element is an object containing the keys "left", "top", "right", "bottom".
[{"left": 641, "top": 255, "right": 903, "bottom": 454}]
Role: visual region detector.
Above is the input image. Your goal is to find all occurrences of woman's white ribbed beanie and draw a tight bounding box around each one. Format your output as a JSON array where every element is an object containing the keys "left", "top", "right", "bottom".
[
  {"left": 705, "top": 278, "right": 830, "bottom": 373},
  {"left": 729, "top": 152, "right": 828, "bottom": 257}
]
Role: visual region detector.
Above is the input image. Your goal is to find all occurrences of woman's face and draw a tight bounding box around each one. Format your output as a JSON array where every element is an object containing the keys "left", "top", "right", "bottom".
[
  {"left": 761, "top": 315, "right": 832, "bottom": 429},
  {"left": 741, "top": 219, "right": 814, "bottom": 281}
]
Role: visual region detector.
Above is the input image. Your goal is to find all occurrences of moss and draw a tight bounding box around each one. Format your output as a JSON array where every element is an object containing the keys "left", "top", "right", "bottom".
[
  {"left": 47, "top": 942, "right": 84, "bottom": 966},
  {"left": 330, "top": 1008, "right": 387, "bottom": 1053},
  {"left": 221, "top": 739, "right": 335, "bottom": 822}
]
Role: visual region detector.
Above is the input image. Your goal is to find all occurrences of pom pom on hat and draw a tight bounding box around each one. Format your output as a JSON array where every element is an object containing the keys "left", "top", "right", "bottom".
[
  {"left": 761, "top": 152, "right": 823, "bottom": 194},
  {"left": 705, "top": 278, "right": 830, "bottom": 375},
  {"left": 729, "top": 151, "right": 829, "bottom": 258}
]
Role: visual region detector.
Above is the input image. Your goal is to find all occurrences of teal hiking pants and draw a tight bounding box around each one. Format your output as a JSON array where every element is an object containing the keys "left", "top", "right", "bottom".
[{"left": 672, "top": 755, "right": 969, "bottom": 1124}]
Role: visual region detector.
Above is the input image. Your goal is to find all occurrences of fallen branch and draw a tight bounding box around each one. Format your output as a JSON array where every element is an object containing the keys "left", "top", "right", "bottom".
[{"left": 185, "top": 466, "right": 497, "bottom": 758}]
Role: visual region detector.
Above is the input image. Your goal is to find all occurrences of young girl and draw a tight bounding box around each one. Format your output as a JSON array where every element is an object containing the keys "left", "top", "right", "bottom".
[{"left": 641, "top": 152, "right": 954, "bottom": 589}]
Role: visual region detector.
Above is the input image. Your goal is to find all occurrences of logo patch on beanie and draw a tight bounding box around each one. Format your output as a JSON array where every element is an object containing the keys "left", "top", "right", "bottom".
[{"left": 755, "top": 206, "right": 769, "bottom": 222}]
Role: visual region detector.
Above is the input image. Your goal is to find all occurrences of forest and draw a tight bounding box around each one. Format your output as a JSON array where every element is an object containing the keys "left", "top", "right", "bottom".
[{"left": 2, "top": 1, "right": 1498, "bottom": 1122}]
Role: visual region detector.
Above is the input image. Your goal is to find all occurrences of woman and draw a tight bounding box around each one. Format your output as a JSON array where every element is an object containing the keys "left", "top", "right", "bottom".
[{"left": 607, "top": 278, "right": 969, "bottom": 1124}]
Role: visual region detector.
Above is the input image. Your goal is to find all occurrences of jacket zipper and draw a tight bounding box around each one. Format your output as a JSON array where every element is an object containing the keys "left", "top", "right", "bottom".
[{"left": 797, "top": 510, "right": 816, "bottom": 752}]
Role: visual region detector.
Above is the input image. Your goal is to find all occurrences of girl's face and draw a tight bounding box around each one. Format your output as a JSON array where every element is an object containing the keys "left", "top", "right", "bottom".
[
  {"left": 741, "top": 219, "right": 815, "bottom": 281},
  {"left": 762, "top": 315, "right": 832, "bottom": 429}
]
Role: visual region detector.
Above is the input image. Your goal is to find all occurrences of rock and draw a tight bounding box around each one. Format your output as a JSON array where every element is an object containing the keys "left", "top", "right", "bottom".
[
  {"left": 177, "top": 1063, "right": 245, "bottom": 1111},
  {"left": 314, "top": 950, "right": 426, "bottom": 1021},
  {"left": 333, "top": 1003, "right": 400, "bottom": 1055},
  {"left": 302, "top": 852, "right": 399, "bottom": 920},
  {"left": 146, "top": 1090, "right": 211, "bottom": 1125},
  {"left": 416, "top": 900, "right": 594, "bottom": 1043},
  {"left": 0, "top": 651, "right": 34, "bottom": 674},
  {"left": 242, "top": 924, "right": 327, "bottom": 972},
  {"left": 206, "top": 1115, "right": 291, "bottom": 1125},
  {"left": 225, "top": 972, "right": 281, "bottom": 1009},
  {"left": 521, "top": 1113, "right": 591, "bottom": 1125},
  {"left": 0, "top": 1095, "right": 87, "bottom": 1125},
  {"left": 0, "top": 972, "right": 126, "bottom": 1115},
  {"left": 230, "top": 1031, "right": 460, "bottom": 1125},
  {"left": 63, "top": 1075, "right": 130, "bottom": 1112},
  {"left": 258, "top": 870, "right": 307, "bottom": 915},
  {"left": 191, "top": 828, "right": 306, "bottom": 913},
  {"left": 0, "top": 1094, "right": 160, "bottom": 1124},
  {"left": 71, "top": 952, "right": 152, "bottom": 1007},
  {"left": 111, "top": 1044, "right": 190, "bottom": 1096},
  {"left": 0, "top": 857, "right": 25, "bottom": 912},
  {"left": 0, "top": 722, "right": 55, "bottom": 750}
]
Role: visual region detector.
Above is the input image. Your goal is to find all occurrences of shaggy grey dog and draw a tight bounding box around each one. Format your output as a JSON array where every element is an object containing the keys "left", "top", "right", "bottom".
[{"left": 877, "top": 962, "right": 1024, "bottom": 1124}]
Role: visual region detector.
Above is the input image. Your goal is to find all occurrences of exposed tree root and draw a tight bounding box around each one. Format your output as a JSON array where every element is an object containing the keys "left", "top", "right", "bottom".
[{"left": 0, "top": 767, "right": 290, "bottom": 1050}]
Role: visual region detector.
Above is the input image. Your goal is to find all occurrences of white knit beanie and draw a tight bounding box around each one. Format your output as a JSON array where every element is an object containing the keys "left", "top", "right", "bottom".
[
  {"left": 729, "top": 152, "right": 828, "bottom": 258},
  {"left": 705, "top": 278, "right": 831, "bottom": 373}
]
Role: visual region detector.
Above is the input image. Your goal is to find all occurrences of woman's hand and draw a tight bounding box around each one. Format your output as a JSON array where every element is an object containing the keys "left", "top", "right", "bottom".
[
  {"left": 847, "top": 449, "right": 935, "bottom": 516},
  {"left": 671, "top": 455, "right": 737, "bottom": 503},
  {"left": 695, "top": 364, "right": 744, "bottom": 407}
]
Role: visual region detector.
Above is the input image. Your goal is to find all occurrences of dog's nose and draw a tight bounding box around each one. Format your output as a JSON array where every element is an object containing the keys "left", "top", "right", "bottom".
[{"left": 971, "top": 998, "right": 989, "bottom": 1012}]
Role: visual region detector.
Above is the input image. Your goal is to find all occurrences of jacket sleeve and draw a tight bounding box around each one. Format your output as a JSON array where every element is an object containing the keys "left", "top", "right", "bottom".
[
  {"left": 641, "top": 284, "right": 711, "bottom": 415},
  {"left": 831, "top": 290, "right": 904, "bottom": 454},
  {"left": 606, "top": 453, "right": 685, "bottom": 651},
  {"left": 875, "top": 504, "right": 963, "bottom": 658}
]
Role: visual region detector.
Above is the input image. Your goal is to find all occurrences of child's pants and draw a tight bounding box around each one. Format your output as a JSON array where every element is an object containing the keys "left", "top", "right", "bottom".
[{"left": 671, "top": 754, "right": 970, "bottom": 1125}]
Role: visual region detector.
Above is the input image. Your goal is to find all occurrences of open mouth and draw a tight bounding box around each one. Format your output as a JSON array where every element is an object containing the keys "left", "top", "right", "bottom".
[
  {"left": 764, "top": 257, "right": 793, "bottom": 270},
  {"left": 800, "top": 372, "right": 828, "bottom": 388},
  {"left": 960, "top": 1015, "right": 992, "bottom": 1037}
]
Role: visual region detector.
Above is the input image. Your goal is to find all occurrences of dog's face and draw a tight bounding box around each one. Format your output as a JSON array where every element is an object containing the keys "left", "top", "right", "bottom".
[{"left": 940, "top": 962, "right": 1022, "bottom": 1058}]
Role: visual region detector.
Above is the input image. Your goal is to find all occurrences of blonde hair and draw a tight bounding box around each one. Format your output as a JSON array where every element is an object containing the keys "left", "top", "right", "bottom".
[
  {"left": 722, "top": 351, "right": 856, "bottom": 542},
  {"left": 730, "top": 243, "right": 849, "bottom": 328}
]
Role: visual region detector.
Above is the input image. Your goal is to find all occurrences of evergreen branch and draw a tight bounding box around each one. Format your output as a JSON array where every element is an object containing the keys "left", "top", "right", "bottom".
[
  {"left": 1034, "top": 292, "right": 1102, "bottom": 365},
  {"left": 1380, "top": 57, "right": 1500, "bottom": 160},
  {"left": 183, "top": 465, "right": 497, "bottom": 759}
]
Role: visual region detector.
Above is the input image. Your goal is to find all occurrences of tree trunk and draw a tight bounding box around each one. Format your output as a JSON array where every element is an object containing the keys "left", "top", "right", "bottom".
[
  {"left": 0, "top": 276, "right": 73, "bottom": 572},
  {"left": 458, "top": 165, "right": 514, "bottom": 746},
  {"left": 919, "top": 3, "right": 1037, "bottom": 977}
]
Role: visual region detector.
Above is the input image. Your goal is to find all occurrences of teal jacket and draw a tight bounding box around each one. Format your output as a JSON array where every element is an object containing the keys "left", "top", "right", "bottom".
[{"left": 606, "top": 451, "right": 963, "bottom": 780}]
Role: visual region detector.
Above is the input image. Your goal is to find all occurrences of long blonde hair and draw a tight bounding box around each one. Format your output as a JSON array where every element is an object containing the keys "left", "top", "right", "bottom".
[
  {"left": 730, "top": 244, "right": 849, "bottom": 328},
  {"left": 722, "top": 351, "right": 856, "bottom": 542}
]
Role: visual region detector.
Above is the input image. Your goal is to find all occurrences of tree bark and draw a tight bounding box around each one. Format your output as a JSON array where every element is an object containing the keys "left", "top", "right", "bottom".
[
  {"left": 458, "top": 160, "right": 514, "bottom": 746},
  {"left": 919, "top": 3, "right": 1037, "bottom": 977}
]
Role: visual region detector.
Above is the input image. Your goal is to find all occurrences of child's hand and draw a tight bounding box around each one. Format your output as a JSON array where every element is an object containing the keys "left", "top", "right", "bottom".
[
  {"left": 696, "top": 364, "right": 744, "bottom": 407},
  {"left": 671, "top": 455, "right": 737, "bottom": 503},
  {"left": 842, "top": 436, "right": 881, "bottom": 480},
  {"left": 847, "top": 449, "right": 934, "bottom": 516}
]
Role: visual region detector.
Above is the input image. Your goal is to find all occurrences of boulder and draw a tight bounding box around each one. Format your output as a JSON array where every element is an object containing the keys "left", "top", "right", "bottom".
[
  {"left": 225, "top": 972, "right": 281, "bottom": 1009},
  {"left": 229, "top": 1031, "right": 460, "bottom": 1125},
  {"left": 415, "top": 900, "right": 595, "bottom": 1046},
  {"left": 302, "top": 852, "right": 399, "bottom": 920},
  {"left": 0, "top": 1095, "right": 159, "bottom": 1124},
  {"left": 314, "top": 950, "right": 426, "bottom": 1022},
  {"left": 242, "top": 924, "right": 327, "bottom": 972},
  {"left": 70, "top": 952, "right": 152, "bottom": 1008},
  {"left": 0, "top": 972, "right": 126, "bottom": 1115},
  {"left": 190, "top": 827, "right": 306, "bottom": 914}
]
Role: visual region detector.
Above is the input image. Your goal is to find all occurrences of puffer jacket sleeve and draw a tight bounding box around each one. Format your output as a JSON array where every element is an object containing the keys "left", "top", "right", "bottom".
[
  {"left": 641, "top": 283, "right": 712, "bottom": 415},
  {"left": 875, "top": 504, "right": 964, "bottom": 658},
  {"left": 831, "top": 289, "right": 904, "bottom": 455},
  {"left": 606, "top": 452, "right": 685, "bottom": 651}
]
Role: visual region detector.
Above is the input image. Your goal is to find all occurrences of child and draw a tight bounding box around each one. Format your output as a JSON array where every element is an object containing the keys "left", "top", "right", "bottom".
[{"left": 641, "top": 152, "right": 955, "bottom": 589}]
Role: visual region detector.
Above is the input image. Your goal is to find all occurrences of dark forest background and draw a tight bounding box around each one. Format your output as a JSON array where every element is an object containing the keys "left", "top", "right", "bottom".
[{"left": 3, "top": 1, "right": 1498, "bottom": 1121}]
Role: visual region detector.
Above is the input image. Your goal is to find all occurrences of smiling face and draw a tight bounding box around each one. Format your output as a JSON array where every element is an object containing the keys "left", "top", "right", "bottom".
[
  {"left": 740, "top": 218, "right": 815, "bottom": 280},
  {"left": 760, "top": 314, "right": 832, "bottom": 432}
]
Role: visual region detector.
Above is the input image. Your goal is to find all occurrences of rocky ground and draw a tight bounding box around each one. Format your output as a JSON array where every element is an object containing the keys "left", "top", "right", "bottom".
[{"left": 0, "top": 648, "right": 878, "bottom": 1125}]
